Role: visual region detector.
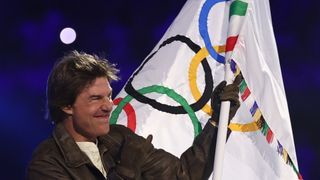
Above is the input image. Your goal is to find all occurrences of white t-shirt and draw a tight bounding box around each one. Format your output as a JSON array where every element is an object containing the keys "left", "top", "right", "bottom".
[{"left": 76, "top": 141, "right": 107, "bottom": 178}]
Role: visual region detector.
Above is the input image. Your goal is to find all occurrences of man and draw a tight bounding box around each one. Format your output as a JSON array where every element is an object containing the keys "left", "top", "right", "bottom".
[{"left": 27, "top": 50, "right": 241, "bottom": 179}]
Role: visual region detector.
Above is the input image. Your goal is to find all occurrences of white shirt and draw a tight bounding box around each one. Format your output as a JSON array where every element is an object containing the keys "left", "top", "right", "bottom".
[{"left": 76, "top": 141, "right": 107, "bottom": 178}]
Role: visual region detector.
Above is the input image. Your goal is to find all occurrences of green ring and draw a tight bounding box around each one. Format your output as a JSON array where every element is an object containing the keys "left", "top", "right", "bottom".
[{"left": 110, "top": 85, "right": 202, "bottom": 137}]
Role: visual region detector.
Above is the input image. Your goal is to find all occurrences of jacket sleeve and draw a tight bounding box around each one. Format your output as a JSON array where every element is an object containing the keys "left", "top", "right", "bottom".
[
  {"left": 140, "top": 121, "right": 217, "bottom": 180},
  {"left": 177, "top": 121, "right": 217, "bottom": 179}
]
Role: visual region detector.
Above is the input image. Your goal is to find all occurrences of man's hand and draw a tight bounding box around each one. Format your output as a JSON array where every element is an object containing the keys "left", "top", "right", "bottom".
[{"left": 210, "top": 74, "right": 243, "bottom": 126}]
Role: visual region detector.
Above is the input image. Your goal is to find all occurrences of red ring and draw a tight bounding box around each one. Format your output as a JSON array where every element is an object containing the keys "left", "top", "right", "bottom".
[{"left": 113, "top": 98, "right": 136, "bottom": 132}]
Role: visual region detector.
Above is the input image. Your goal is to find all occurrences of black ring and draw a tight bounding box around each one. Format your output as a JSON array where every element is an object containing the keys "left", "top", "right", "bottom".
[{"left": 125, "top": 35, "right": 213, "bottom": 114}]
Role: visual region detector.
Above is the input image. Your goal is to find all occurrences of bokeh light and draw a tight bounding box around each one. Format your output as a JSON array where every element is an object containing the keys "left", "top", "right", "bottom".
[{"left": 60, "top": 27, "right": 76, "bottom": 44}]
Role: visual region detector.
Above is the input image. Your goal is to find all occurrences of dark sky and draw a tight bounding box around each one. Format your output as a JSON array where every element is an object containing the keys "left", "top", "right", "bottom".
[{"left": 0, "top": 0, "right": 319, "bottom": 179}]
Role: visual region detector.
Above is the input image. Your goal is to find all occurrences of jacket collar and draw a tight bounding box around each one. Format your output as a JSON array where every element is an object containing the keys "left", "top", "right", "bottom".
[
  {"left": 52, "top": 123, "right": 114, "bottom": 169},
  {"left": 53, "top": 123, "right": 90, "bottom": 167}
]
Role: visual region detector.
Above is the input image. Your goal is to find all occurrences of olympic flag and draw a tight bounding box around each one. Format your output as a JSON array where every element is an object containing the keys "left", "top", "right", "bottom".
[{"left": 111, "top": 0, "right": 302, "bottom": 179}]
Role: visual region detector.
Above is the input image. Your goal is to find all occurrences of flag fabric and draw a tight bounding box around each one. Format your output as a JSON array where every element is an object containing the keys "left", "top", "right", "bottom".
[{"left": 111, "top": 0, "right": 302, "bottom": 179}]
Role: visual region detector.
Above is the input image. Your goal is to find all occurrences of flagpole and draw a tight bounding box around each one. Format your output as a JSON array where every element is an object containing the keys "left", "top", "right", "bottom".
[{"left": 212, "top": 59, "right": 234, "bottom": 180}]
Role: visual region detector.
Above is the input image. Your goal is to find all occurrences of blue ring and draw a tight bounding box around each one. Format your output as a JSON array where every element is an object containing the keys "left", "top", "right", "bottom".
[{"left": 199, "top": 0, "right": 229, "bottom": 64}]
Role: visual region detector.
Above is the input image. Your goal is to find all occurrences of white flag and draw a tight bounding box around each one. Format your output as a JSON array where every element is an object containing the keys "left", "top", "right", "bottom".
[{"left": 111, "top": 0, "right": 302, "bottom": 179}]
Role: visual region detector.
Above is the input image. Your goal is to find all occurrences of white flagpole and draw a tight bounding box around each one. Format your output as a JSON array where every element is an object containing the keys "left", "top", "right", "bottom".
[{"left": 212, "top": 58, "right": 234, "bottom": 180}]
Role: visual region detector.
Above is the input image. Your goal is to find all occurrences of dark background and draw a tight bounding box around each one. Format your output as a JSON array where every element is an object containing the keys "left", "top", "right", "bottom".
[{"left": 0, "top": 0, "right": 319, "bottom": 179}]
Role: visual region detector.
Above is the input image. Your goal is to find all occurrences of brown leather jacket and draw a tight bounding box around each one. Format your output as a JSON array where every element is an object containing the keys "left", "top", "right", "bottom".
[{"left": 27, "top": 122, "right": 217, "bottom": 180}]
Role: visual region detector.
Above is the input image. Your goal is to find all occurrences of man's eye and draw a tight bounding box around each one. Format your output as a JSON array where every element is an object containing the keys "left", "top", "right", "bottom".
[{"left": 90, "top": 96, "right": 101, "bottom": 100}]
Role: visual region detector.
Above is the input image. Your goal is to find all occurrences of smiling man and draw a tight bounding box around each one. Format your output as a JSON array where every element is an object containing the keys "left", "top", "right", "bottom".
[
  {"left": 62, "top": 77, "right": 113, "bottom": 142},
  {"left": 27, "top": 51, "right": 241, "bottom": 180}
]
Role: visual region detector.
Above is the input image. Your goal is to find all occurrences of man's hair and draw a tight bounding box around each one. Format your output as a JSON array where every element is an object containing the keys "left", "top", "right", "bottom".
[{"left": 47, "top": 50, "right": 119, "bottom": 124}]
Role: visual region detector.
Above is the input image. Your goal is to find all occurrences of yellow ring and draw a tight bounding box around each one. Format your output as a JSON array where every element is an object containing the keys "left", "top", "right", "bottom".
[
  {"left": 188, "top": 44, "right": 261, "bottom": 132},
  {"left": 189, "top": 45, "right": 225, "bottom": 115}
]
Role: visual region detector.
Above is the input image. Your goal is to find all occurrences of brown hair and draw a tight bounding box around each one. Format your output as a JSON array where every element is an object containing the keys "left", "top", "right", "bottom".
[{"left": 46, "top": 50, "right": 119, "bottom": 123}]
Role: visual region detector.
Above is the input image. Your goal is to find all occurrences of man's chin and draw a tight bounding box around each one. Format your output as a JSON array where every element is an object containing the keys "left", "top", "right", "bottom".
[{"left": 98, "top": 126, "right": 110, "bottom": 136}]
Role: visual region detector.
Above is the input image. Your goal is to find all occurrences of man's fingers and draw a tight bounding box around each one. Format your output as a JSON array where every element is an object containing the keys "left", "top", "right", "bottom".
[
  {"left": 233, "top": 73, "right": 243, "bottom": 86},
  {"left": 214, "top": 81, "right": 227, "bottom": 94},
  {"left": 223, "top": 84, "right": 239, "bottom": 93},
  {"left": 220, "top": 92, "right": 239, "bottom": 101},
  {"left": 146, "top": 135, "right": 153, "bottom": 143},
  {"left": 231, "top": 97, "right": 240, "bottom": 109},
  {"left": 211, "top": 81, "right": 226, "bottom": 107}
]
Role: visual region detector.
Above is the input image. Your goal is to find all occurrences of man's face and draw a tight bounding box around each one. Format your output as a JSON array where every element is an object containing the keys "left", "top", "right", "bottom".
[{"left": 64, "top": 77, "right": 113, "bottom": 141}]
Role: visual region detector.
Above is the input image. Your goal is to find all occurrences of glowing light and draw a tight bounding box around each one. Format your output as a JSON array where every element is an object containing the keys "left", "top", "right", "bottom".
[{"left": 60, "top": 27, "right": 76, "bottom": 44}]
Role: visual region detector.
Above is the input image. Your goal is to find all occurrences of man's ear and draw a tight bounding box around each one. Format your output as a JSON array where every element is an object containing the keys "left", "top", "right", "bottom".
[{"left": 62, "top": 105, "right": 73, "bottom": 115}]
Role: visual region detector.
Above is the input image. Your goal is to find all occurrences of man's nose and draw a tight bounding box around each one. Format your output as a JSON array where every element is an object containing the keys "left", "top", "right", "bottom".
[{"left": 102, "top": 97, "right": 113, "bottom": 111}]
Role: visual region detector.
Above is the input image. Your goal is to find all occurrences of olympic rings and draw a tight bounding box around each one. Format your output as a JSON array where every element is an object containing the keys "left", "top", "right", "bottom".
[
  {"left": 125, "top": 35, "right": 213, "bottom": 115},
  {"left": 111, "top": 85, "right": 202, "bottom": 136}
]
